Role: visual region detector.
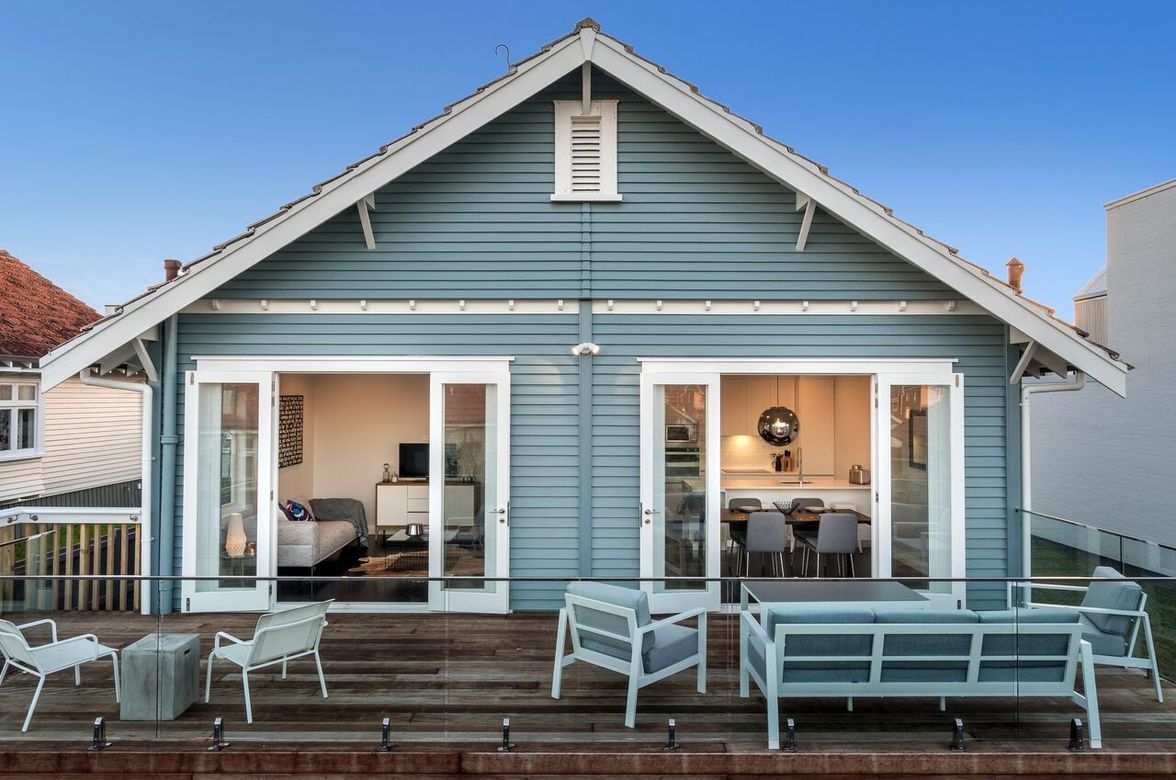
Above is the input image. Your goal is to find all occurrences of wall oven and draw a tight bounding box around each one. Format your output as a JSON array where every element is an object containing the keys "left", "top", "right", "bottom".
[{"left": 664, "top": 447, "right": 702, "bottom": 478}]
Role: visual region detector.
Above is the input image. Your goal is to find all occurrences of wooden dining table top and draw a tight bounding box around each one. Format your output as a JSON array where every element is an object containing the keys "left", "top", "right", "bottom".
[{"left": 721, "top": 507, "right": 871, "bottom": 524}]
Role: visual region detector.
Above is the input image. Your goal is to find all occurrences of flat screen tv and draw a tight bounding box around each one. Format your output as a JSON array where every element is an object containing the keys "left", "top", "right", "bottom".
[{"left": 399, "top": 443, "right": 429, "bottom": 479}]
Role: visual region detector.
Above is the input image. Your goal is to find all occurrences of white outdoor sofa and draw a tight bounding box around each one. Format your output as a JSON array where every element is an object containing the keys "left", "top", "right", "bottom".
[{"left": 740, "top": 604, "right": 1101, "bottom": 750}]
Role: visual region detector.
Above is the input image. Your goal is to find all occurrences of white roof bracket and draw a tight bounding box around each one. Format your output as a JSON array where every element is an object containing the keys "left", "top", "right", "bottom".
[
  {"left": 581, "top": 62, "right": 592, "bottom": 114},
  {"left": 132, "top": 337, "right": 159, "bottom": 383},
  {"left": 795, "top": 193, "right": 815, "bottom": 252},
  {"left": 1009, "top": 340, "right": 1038, "bottom": 385},
  {"left": 356, "top": 194, "right": 376, "bottom": 250}
]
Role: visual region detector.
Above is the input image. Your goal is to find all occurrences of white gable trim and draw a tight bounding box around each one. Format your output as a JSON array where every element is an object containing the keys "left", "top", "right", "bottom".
[{"left": 40, "top": 23, "right": 1127, "bottom": 396}]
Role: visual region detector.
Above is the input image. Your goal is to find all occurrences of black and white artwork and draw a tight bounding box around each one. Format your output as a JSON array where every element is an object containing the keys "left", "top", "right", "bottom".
[{"left": 278, "top": 394, "right": 304, "bottom": 469}]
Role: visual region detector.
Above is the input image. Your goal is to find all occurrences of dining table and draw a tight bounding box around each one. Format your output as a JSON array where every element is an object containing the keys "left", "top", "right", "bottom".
[{"left": 721, "top": 507, "right": 871, "bottom": 526}]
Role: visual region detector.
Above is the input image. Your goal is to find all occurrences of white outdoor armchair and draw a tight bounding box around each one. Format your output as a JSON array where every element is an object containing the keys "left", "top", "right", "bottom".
[
  {"left": 204, "top": 599, "right": 333, "bottom": 724},
  {"left": 0, "top": 618, "right": 120, "bottom": 732},
  {"left": 1008, "top": 566, "right": 1162, "bottom": 702},
  {"left": 551, "top": 582, "right": 707, "bottom": 728}
]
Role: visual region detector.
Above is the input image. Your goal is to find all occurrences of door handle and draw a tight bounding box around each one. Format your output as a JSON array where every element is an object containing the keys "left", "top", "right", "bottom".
[
  {"left": 496, "top": 507, "right": 507, "bottom": 525},
  {"left": 642, "top": 506, "right": 657, "bottom": 525}
]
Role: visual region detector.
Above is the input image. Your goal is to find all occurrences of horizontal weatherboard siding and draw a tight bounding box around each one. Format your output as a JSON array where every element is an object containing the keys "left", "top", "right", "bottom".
[
  {"left": 213, "top": 70, "right": 959, "bottom": 303},
  {"left": 173, "top": 314, "right": 582, "bottom": 611}
]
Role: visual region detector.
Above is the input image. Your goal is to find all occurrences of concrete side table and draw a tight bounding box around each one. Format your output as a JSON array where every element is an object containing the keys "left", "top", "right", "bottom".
[{"left": 120, "top": 633, "right": 201, "bottom": 721}]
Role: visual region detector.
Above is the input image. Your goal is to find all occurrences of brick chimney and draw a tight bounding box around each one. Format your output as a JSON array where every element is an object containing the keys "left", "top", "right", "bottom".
[
  {"left": 163, "top": 258, "right": 182, "bottom": 282},
  {"left": 1005, "top": 257, "right": 1024, "bottom": 294}
]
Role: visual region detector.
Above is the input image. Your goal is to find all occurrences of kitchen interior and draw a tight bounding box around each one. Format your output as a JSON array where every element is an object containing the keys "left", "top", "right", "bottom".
[{"left": 664, "top": 374, "right": 874, "bottom": 580}]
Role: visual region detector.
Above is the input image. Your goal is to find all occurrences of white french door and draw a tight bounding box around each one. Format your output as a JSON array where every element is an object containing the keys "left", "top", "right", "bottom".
[
  {"left": 639, "top": 369, "right": 721, "bottom": 613},
  {"left": 181, "top": 370, "right": 276, "bottom": 612},
  {"left": 428, "top": 367, "right": 511, "bottom": 613},
  {"left": 874, "top": 372, "right": 966, "bottom": 607}
]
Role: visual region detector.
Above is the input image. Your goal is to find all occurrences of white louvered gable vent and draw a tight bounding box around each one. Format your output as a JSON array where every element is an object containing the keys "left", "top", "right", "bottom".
[{"left": 552, "top": 100, "right": 620, "bottom": 202}]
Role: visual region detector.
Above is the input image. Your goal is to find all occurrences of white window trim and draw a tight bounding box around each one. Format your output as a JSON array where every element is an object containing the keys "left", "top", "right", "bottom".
[
  {"left": 0, "top": 379, "right": 44, "bottom": 462},
  {"left": 551, "top": 99, "right": 621, "bottom": 202}
]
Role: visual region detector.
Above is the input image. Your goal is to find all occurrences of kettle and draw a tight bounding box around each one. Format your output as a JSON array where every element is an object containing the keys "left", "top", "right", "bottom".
[{"left": 849, "top": 464, "right": 870, "bottom": 484}]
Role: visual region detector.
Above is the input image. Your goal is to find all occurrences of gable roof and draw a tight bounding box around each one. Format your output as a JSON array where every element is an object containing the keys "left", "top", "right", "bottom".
[
  {"left": 0, "top": 249, "right": 101, "bottom": 362},
  {"left": 1075, "top": 266, "right": 1108, "bottom": 301},
  {"left": 39, "top": 18, "right": 1129, "bottom": 395}
]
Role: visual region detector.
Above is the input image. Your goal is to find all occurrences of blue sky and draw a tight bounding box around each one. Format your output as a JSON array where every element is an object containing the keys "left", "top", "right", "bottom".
[{"left": 2, "top": 1, "right": 1173, "bottom": 316}]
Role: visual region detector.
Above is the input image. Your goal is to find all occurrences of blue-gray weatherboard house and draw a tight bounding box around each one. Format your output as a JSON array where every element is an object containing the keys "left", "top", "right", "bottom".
[{"left": 39, "top": 20, "right": 1127, "bottom": 616}]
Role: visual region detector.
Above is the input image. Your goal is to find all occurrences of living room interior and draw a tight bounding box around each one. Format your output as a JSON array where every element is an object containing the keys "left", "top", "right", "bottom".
[{"left": 273, "top": 372, "right": 489, "bottom": 605}]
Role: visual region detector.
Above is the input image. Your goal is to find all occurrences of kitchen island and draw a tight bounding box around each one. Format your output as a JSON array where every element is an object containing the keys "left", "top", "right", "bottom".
[{"left": 721, "top": 470, "right": 871, "bottom": 513}]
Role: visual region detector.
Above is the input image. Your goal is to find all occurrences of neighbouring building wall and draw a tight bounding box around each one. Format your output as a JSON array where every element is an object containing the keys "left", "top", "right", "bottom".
[
  {"left": 1, "top": 376, "right": 142, "bottom": 505},
  {"left": 1032, "top": 180, "right": 1176, "bottom": 547},
  {"left": 41, "top": 377, "right": 142, "bottom": 497}
]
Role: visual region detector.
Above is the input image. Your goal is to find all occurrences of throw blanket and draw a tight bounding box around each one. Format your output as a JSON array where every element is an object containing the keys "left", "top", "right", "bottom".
[{"left": 309, "top": 497, "right": 369, "bottom": 545}]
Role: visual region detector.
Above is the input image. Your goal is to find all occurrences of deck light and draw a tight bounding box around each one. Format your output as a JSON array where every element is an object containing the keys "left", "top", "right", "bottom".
[
  {"left": 88, "top": 717, "right": 111, "bottom": 751},
  {"left": 377, "top": 716, "right": 396, "bottom": 752},
  {"left": 663, "top": 718, "right": 679, "bottom": 751},
  {"left": 783, "top": 717, "right": 797, "bottom": 752},
  {"left": 209, "top": 716, "right": 230, "bottom": 751},
  {"left": 1068, "top": 718, "right": 1085, "bottom": 751},
  {"left": 498, "top": 718, "right": 515, "bottom": 752},
  {"left": 949, "top": 718, "right": 965, "bottom": 752}
]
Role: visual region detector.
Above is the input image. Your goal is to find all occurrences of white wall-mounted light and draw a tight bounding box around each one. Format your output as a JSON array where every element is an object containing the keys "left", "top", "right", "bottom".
[{"left": 571, "top": 342, "right": 601, "bottom": 357}]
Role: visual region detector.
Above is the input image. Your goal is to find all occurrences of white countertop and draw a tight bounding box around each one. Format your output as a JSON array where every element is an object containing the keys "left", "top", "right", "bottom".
[{"left": 721, "top": 477, "right": 871, "bottom": 490}]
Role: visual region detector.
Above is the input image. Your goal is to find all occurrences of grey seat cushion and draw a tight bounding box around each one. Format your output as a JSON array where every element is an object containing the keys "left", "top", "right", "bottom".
[
  {"left": 1079, "top": 614, "right": 1129, "bottom": 657},
  {"left": 567, "top": 582, "right": 655, "bottom": 658},
  {"left": 276, "top": 517, "right": 356, "bottom": 568},
  {"left": 977, "top": 607, "right": 1079, "bottom": 624},
  {"left": 644, "top": 623, "right": 698, "bottom": 673},
  {"left": 1081, "top": 566, "right": 1142, "bottom": 636}
]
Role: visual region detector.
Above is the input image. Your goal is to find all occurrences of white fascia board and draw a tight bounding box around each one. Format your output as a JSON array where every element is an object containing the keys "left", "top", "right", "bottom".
[
  {"left": 38, "top": 37, "right": 586, "bottom": 391},
  {"left": 588, "top": 37, "right": 1127, "bottom": 397}
]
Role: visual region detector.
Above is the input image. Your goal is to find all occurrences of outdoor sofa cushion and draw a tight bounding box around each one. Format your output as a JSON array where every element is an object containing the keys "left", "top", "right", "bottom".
[
  {"left": 1080, "top": 566, "right": 1142, "bottom": 636},
  {"left": 645, "top": 623, "right": 699, "bottom": 673}
]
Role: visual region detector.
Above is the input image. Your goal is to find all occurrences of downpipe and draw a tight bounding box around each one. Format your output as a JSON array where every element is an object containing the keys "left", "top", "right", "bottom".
[
  {"left": 1020, "top": 371, "right": 1085, "bottom": 581},
  {"left": 78, "top": 367, "right": 155, "bottom": 614}
]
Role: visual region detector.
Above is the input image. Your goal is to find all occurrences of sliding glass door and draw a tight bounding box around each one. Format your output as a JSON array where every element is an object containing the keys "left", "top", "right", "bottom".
[
  {"left": 640, "top": 369, "right": 720, "bottom": 613},
  {"left": 182, "top": 370, "right": 275, "bottom": 612},
  {"left": 875, "top": 373, "right": 965, "bottom": 606}
]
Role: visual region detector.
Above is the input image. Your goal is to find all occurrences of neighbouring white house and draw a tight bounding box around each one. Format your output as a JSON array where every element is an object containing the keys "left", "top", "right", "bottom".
[
  {"left": 0, "top": 249, "right": 144, "bottom": 508},
  {"left": 1032, "top": 177, "right": 1176, "bottom": 552}
]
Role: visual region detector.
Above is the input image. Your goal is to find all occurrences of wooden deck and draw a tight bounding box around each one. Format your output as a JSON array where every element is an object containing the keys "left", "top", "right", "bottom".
[{"left": 2, "top": 610, "right": 1175, "bottom": 755}]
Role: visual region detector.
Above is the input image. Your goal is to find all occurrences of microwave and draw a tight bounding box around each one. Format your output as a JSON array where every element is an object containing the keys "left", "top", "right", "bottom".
[{"left": 665, "top": 423, "right": 697, "bottom": 443}]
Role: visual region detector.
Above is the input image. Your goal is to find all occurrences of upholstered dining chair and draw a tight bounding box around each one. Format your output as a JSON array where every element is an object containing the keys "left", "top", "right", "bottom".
[
  {"left": 744, "top": 511, "right": 792, "bottom": 577},
  {"left": 798, "top": 512, "right": 858, "bottom": 577}
]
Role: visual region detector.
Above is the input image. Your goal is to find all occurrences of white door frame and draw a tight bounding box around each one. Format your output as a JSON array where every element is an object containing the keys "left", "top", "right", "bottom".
[
  {"left": 429, "top": 366, "right": 512, "bottom": 613},
  {"left": 637, "top": 358, "right": 966, "bottom": 606},
  {"left": 639, "top": 368, "right": 721, "bottom": 613},
  {"left": 181, "top": 368, "right": 276, "bottom": 612},
  {"left": 187, "top": 356, "right": 514, "bottom": 613}
]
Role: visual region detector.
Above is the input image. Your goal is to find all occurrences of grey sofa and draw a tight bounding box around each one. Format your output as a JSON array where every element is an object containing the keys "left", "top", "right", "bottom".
[
  {"left": 276, "top": 497, "right": 364, "bottom": 569},
  {"left": 740, "top": 604, "right": 1101, "bottom": 749}
]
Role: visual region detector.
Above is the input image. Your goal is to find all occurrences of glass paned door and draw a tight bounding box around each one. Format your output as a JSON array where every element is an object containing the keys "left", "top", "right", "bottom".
[
  {"left": 429, "top": 369, "right": 511, "bottom": 613},
  {"left": 640, "top": 371, "right": 719, "bottom": 613},
  {"left": 182, "top": 371, "right": 274, "bottom": 612},
  {"left": 875, "top": 374, "right": 964, "bottom": 606}
]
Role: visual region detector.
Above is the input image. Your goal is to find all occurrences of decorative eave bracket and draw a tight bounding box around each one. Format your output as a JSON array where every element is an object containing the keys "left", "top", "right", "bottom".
[
  {"left": 795, "top": 193, "right": 816, "bottom": 252},
  {"left": 356, "top": 194, "right": 377, "bottom": 250}
]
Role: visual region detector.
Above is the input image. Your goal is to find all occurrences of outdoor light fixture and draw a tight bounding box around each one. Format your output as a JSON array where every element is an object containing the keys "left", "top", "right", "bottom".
[{"left": 570, "top": 342, "right": 600, "bottom": 357}]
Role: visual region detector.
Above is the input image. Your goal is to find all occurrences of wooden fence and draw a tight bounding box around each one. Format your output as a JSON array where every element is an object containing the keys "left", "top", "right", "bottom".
[{"left": 0, "top": 521, "right": 142, "bottom": 612}]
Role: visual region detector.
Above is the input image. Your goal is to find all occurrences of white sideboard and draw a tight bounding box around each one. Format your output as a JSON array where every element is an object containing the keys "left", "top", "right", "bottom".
[{"left": 375, "top": 482, "right": 477, "bottom": 530}]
